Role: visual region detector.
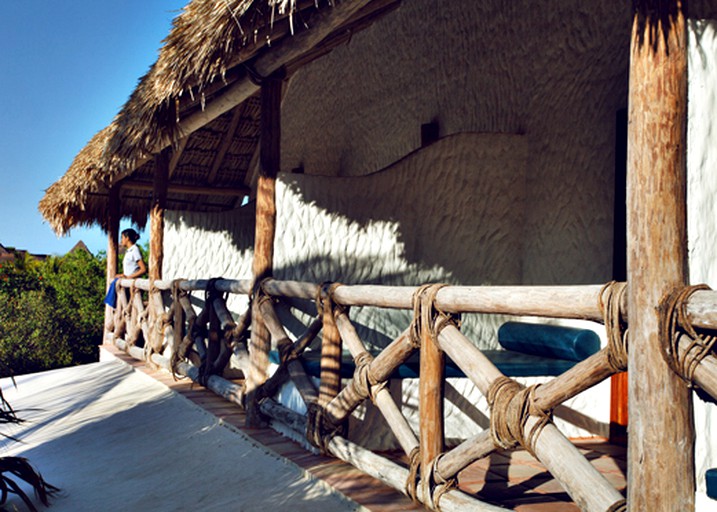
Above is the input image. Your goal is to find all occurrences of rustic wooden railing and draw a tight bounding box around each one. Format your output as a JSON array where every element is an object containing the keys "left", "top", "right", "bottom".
[{"left": 105, "top": 277, "right": 717, "bottom": 512}]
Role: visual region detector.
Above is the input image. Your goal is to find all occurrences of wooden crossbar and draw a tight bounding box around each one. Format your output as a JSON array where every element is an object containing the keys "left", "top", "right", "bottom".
[{"left": 106, "top": 276, "right": 717, "bottom": 511}]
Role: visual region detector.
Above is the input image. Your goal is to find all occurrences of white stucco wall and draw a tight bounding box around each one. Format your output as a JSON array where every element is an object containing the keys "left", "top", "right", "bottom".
[
  {"left": 161, "top": 5, "right": 717, "bottom": 504},
  {"left": 281, "top": 0, "right": 631, "bottom": 285},
  {"left": 162, "top": 1, "right": 628, "bottom": 447},
  {"left": 688, "top": 18, "right": 717, "bottom": 508}
]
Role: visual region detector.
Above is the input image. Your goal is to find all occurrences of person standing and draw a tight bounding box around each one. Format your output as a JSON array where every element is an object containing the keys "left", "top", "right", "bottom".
[{"left": 117, "top": 228, "right": 147, "bottom": 279}]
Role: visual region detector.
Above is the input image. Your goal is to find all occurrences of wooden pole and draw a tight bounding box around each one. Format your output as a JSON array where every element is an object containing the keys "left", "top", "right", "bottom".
[
  {"left": 319, "top": 287, "right": 343, "bottom": 406},
  {"left": 150, "top": 148, "right": 169, "bottom": 281},
  {"left": 331, "top": 284, "right": 613, "bottom": 321},
  {"left": 331, "top": 311, "right": 418, "bottom": 456},
  {"left": 107, "top": 185, "right": 120, "bottom": 285},
  {"left": 247, "top": 73, "right": 283, "bottom": 426},
  {"left": 420, "top": 326, "right": 444, "bottom": 503},
  {"left": 627, "top": 2, "right": 693, "bottom": 509},
  {"left": 253, "top": 73, "right": 282, "bottom": 283},
  {"left": 104, "top": 185, "right": 120, "bottom": 336},
  {"left": 147, "top": 145, "right": 167, "bottom": 357}
]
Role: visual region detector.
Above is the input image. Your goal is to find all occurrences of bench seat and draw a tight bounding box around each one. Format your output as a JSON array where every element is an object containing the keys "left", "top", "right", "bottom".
[{"left": 270, "top": 321, "right": 601, "bottom": 379}]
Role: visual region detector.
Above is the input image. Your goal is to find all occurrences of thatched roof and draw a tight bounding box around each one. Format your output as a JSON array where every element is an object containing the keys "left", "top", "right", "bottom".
[{"left": 40, "top": 0, "right": 400, "bottom": 235}]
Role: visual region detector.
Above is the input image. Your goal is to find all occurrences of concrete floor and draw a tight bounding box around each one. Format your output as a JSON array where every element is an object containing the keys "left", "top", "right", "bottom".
[{"left": 102, "top": 345, "right": 627, "bottom": 511}]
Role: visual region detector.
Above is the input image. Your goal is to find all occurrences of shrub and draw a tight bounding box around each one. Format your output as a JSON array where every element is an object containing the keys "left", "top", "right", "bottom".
[{"left": 0, "top": 249, "right": 105, "bottom": 377}]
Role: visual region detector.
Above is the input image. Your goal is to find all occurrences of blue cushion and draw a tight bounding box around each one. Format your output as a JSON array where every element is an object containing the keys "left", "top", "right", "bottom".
[
  {"left": 707, "top": 468, "right": 717, "bottom": 500},
  {"left": 498, "top": 321, "right": 600, "bottom": 362},
  {"left": 270, "top": 346, "right": 582, "bottom": 379}
]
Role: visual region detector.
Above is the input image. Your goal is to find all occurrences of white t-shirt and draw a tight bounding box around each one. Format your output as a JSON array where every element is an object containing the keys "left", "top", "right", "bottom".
[{"left": 123, "top": 244, "right": 142, "bottom": 277}]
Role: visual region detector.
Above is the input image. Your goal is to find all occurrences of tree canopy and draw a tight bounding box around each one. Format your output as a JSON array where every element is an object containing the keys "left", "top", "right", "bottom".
[{"left": 0, "top": 249, "right": 105, "bottom": 377}]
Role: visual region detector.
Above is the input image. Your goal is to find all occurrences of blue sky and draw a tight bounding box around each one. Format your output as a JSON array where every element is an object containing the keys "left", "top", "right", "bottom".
[{"left": 0, "top": 1, "right": 186, "bottom": 256}]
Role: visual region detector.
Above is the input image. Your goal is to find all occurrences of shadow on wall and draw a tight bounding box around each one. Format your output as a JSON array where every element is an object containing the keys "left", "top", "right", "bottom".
[
  {"left": 170, "top": 131, "right": 529, "bottom": 288},
  {"left": 276, "top": 133, "right": 529, "bottom": 287}
]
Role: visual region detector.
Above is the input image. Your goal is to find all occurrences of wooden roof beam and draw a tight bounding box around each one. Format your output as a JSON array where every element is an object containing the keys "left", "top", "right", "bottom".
[
  {"left": 168, "top": 137, "right": 189, "bottom": 178},
  {"left": 207, "top": 105, "right": 245, "bottom": 184},
  {"left": 145, "top": 0, "right": 376, "bottom": 162},
  {"left": 89, "top": 191, "right": 238, "bottom": 210},
  {"left": 122, "top": 181, "right": 249, "bottom": 197}
]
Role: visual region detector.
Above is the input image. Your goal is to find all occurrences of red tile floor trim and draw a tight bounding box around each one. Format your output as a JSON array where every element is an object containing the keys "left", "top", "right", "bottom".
[{"left": 102, "top": 344, "right": 626, "bottom": 511}]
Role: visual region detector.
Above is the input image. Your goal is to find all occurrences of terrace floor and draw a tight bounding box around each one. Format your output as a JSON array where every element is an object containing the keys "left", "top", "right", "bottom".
[{"left": 103, "top": 344, "right": 626, "bottom": 511}]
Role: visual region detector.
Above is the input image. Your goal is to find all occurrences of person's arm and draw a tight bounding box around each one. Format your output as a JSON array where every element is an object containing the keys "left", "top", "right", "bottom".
[
  {"left": 117, "top": 247, "right": 146, "bottom": 279},
  {"left": 129, "top": 258, "right": 147, "bottom": 278}
]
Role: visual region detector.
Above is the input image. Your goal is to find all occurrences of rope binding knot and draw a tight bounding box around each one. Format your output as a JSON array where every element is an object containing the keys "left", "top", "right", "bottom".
[
  {"left": 409, "top": 283, "right": 460, "bottom": 349},
  {"left": 659, "top": 284, "right": 716, "bottom": 398},
  {"left": 487, "top": 376, "right": 552, "bottom": 457},
  {"left": 599, "top": 281, "right": 629, "bottom": 372}
]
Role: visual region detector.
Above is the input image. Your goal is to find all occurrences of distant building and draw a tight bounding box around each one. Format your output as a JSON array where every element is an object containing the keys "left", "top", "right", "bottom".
[
  {"left": 68, "top": 240, "right": 91, "bottom": 255},
  {"left": 0, "top": 243, "right": 13, "bottom": 264},
  {"left": 0, "top": 243, "right": 48, "bottom": 264}
]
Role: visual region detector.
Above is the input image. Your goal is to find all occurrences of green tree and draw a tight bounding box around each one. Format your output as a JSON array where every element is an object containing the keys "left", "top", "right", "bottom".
[{"left": 0, "top": 249, "right": 105, "bottom": 377}]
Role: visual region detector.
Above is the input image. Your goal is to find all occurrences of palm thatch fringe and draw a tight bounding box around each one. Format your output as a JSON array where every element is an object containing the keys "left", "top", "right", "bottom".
[
  {"left": 0, "top": 387, "right": 59, "bottom": 511},
  {"left": 0, "top": 457, "right": 60, "bottom": 512}
]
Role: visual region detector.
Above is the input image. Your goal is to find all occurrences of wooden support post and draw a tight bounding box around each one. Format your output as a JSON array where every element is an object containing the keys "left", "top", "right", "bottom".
[
  {"left": 319, "top": 286, "right": 343, "bottom": 406},
  {"left": 149, "top": 149, "right": 169, "bottom": 281},
  {"left": 114, "top": 285, "right": 128, "bottom": 340},
  {"left": 107, "top": 185, "right": 120, "bottom": 285},
  {"left": 170, "top": 290, "right": 185, "bottom": 361},
  {"left": 247, "top": 73, "right": 283, "bottom": 426},
  {"left": 627, "top": 2, "right": 693, "bottom": 510},
  {"left": 420, "top": 328, "right": 444, "bottom": 503},
  {"left": 104, "top": 185, "right": 120, "bottom": 336},
  {"left": 253, "top": 73, "right": 282, "bottom": 283}
]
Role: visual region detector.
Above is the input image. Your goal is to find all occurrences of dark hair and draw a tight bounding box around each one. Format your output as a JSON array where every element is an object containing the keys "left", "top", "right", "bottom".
[{"left": 121, "top": 228, "right": 140, "bottom": 243}]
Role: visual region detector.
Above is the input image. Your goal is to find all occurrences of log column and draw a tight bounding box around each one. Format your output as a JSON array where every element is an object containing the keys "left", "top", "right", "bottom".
[
  {"left": 104, "top": 185, "right": 121, "bottom": 336},
  {"left": 246, "top": 72, "right": 283, "bottom": 425},
  {"left": 627, "top": 2, "right": 693, "bottom": 509},
  {"left": 419, "top": 329, "right": 444, "bottom": 503},
  {"left": 150, "top": 149, "right": 169, "bottom": 281},
  {"left": 319, "top": 286, "right": 342, "bottom": 406}
]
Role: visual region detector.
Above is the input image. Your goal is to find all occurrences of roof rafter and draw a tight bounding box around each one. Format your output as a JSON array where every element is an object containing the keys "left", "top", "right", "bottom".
[{"left": 207, "top": 104, "right": 245, "bottom": 184}]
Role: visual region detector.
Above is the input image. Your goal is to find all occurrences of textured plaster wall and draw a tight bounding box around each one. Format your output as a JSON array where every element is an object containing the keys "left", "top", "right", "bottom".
[
  {"left": 164, "top": 132, "right": 610, "bottom": 440},
  {"left": 282, "top": 0, "right": 631, "bottom": 285},
  {"left": 688, "top": 19, "right": 717, "bottom": 505},
  {"left": 161, "top": 2, "right": 717, "bottom": 479},
  {"left": 164, "top": 206, "right": 255, "bottom": 313},
  {"left": 161, "top": 1, "right": 633, "bottom": 444},
  {"left": 274, "top": 133, "right": 526, "bottom": 349}
]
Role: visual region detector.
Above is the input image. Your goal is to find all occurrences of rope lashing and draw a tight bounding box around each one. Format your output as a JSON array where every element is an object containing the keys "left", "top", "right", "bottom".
[
  {"left": 170, "top": 279, "right": 192, "bottom": 379},
  {"left": 408, "top": 284, "right": 460, "bottom": 349},
  {"left": 405, "top": 446, "right": 421, "bottom": 502},
  {"left": 405, "top": 447, "right": 458, "bottom": 508},
  {"left": 606, "top": 498, "right": 627, "bottom": 512},
  {"left": 487, "top": 376, "right": 551, "bottom": 457},
  {"left": 352, "top": 351, "right": 387, "bottom": 403},
  {"left": 305, "top": 403, "right": 344, "bottom": 454},
  {"left": 315, "top": 281, "right": 347, "bottom": 319},
  {"left": 660, "top": 284, "right": 716, "bottom": 388},
  {"left": 599, "top": 281, "right": 629, "bottom": 372},
  {"left": 425, "top": 453, "right": 458, "bottom": 511}
]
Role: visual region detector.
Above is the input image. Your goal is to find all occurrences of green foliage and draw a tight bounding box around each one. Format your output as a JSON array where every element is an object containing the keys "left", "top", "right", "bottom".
[{"left": 0, "top": 250, "right": 105, "bottom": 377}]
